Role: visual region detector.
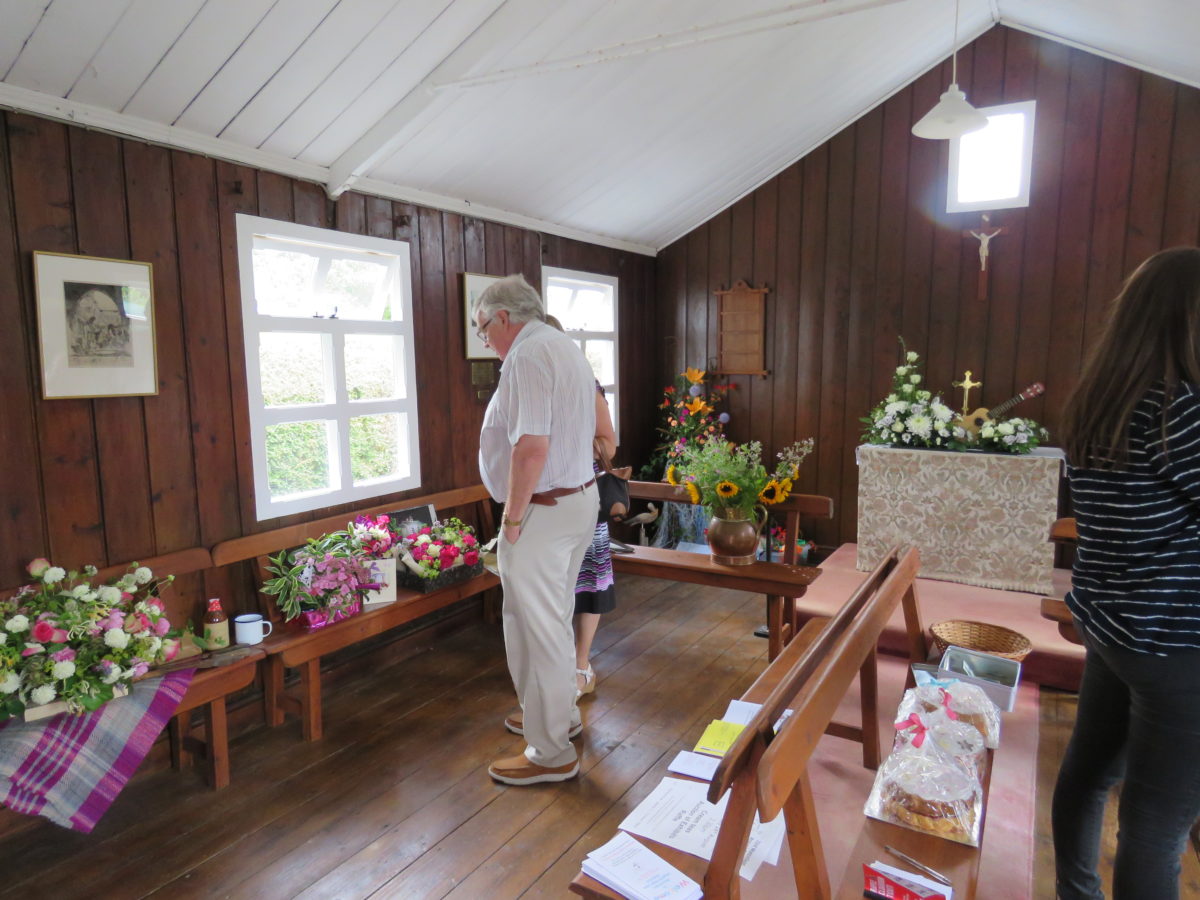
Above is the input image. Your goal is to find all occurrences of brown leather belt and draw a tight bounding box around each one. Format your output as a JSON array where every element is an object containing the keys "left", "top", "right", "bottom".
[{"left": 528, "top": 478, "right": 596, "bottom": 506}]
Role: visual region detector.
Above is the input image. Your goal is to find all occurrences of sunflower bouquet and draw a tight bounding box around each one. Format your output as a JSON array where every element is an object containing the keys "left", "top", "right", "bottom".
[{"left": 667, "top": 435, "right": 815, "bottom": 518}]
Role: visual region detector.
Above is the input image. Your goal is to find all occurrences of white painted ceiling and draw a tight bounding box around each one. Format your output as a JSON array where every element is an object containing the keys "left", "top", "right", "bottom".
[{"left": 0, "top": 0, "right": 1196, "bottom": 255}]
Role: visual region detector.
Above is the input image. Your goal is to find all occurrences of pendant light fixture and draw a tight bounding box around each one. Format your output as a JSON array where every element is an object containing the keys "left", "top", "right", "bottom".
[{"left": 911, "top": 0, "right": 988, "bottom": 140}]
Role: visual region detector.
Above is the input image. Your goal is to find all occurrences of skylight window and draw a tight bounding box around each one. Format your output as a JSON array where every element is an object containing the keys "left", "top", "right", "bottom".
[{"left": 947, "top": 100, "right": 1036, "bottom": 213}]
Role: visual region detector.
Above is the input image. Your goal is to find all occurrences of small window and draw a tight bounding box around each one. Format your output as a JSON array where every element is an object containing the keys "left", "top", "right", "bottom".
[
  {"left": 947, "top": 100, "right": 1036, "bottom": 213},
  {"left": 236, "top": 214, "right": 421, "bottom": 521},
  {"left": 541, "top": 266, "right": 619, "bottom": 436}
]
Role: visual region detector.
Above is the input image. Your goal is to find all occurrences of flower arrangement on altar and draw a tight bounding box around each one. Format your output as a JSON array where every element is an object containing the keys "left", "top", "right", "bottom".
[
  {"left": 639, "top": 366, "right": 734, "bottom": 479},
  {"left": 261, "top": 532, "right": 379, "bottom": 628},
  {"left": 397, "top": 517, "right": 481, "bottom": 583},
  {"left": 975, "top": 416, "right": 1048, "bottom": 454},
  {"left": 0, "top": 559, "right": 179, "bottom": 721},
  {"left": 861, "top": 344, "right": 963, "bottom": 449},
  {"left": 861, "top": 339, "right": 1049, "bottom": 455},
  {"left": 667, "top": 435, "right": 815, "bottom": 519}
]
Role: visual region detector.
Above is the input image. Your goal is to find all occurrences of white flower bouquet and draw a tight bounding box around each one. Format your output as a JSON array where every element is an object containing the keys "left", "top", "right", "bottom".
[
  {"left": 976, "top": 416, "right": 1048, "bottom": 454},
  {"left": 861, "top": 345, "right": 966, "bottom": 449}
]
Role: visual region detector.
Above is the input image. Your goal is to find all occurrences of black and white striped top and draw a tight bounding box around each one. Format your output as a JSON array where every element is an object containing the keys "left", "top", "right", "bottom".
[{"left": 1067, "top": 382, "right": 1200, "bottom": 654}]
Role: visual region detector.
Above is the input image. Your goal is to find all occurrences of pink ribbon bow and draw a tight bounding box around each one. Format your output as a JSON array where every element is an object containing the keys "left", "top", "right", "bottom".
[
  {"left": 939, "top": 687, "right": 959, "bottom": 720},
  {"left": 894, "top": 713, "right": 928, "bottom": 747}
]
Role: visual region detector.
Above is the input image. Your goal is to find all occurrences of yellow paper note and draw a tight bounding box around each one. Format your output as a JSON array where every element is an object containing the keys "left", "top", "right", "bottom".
[{"left": 693, "top": 719, "right": 745, "bottom": 757}]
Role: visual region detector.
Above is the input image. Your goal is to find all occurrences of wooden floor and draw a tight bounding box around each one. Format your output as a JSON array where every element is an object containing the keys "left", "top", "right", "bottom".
[{"left": 1, "top": 572, "right": 1197, "bottom": 899}]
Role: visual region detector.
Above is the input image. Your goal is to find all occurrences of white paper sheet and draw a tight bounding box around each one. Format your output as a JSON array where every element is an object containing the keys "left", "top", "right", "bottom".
[
  {"left": 667, "top": 750, "right": 721, "bottom": 782},
  {"left": 618, "top": 777, "right": 785, "bottom": 881},
  {"left": 582, "top": 832, "right": 702, "bottom": 900}
]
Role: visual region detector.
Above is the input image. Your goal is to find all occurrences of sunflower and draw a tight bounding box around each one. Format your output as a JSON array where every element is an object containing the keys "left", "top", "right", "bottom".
[
  {"left": 684, "top": 482, "right": 701, "bottom": 504},
  {"left": 683, "top": 366, "right": 706, "bottom": 384},
  {"left": 666, "top": 465, "right": 679, "bottom": 486},
  {"left": 716, "top": 481, "right": 739, "bottom": 498},
  {"left": 758, "top": 480, "right": 783, "bottom": 504}
]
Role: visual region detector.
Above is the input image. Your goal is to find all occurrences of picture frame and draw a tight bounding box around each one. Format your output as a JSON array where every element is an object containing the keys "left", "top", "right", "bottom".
[
  {"left": 462, "top": 272, "right": 501, "bottom": 360},
  {"left": 33, "top": 251, "right": 157, "bottom": 399},
  {"left": 388, "top": 503, "right": 438, "bottom": 539}
]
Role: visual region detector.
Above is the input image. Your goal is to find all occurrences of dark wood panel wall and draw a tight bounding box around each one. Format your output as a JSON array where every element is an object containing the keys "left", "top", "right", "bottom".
[
  {"left": 656, "top": 25, "right": 1200, "bottom": 548},
  {"left": 0, "top": 112, "right": 656, "bottom": 615}
]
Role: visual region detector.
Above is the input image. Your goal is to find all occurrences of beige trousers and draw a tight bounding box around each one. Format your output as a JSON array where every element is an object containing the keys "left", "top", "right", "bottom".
[{"left": 498, "top": 483, "right": 598, "bottom": 767}]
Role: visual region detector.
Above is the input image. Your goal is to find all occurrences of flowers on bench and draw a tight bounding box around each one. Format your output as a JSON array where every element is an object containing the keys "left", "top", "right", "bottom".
[
  {"left": 1, "top": 559, "right": 178, "bottom": 721},
  {"left": 396, "top": 518, "right": 483, "bottom": 592},
  {"left": 261, "top": 533, "right": 380, "bottom": 631}
]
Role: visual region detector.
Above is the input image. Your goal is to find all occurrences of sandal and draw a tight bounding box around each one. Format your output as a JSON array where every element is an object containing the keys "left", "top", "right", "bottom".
[{"left": 575, "top": 665, "right": 596, "bottom": 698}]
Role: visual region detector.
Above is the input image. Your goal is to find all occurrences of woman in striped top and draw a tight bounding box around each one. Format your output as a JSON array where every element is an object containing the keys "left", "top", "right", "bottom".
[{"left": 1053, "top": 247, "right": 1200, "bottom": 899}]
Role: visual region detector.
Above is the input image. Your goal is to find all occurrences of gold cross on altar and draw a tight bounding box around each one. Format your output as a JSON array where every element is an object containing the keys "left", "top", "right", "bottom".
[{"left": 952, "top": 370, "right": 982, "bottom": 415}]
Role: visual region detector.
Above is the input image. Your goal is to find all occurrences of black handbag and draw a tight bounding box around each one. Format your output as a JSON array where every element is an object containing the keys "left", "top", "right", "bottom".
[{"left": 594, "top": 439, "right": 632, "bottom": 525}]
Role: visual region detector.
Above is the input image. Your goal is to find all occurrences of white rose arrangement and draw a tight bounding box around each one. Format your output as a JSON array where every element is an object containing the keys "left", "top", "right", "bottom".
[{"left": 861, "top": 343, "right": 966, "bottom": 449}]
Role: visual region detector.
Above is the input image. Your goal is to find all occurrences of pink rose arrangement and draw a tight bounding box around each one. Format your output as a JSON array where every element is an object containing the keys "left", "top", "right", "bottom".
[
  {"left": 0, "top": 558, "right": 178, "bottom": 720},
  {"left": 398, "top": 517, "right": 481, "bottom": 580}
]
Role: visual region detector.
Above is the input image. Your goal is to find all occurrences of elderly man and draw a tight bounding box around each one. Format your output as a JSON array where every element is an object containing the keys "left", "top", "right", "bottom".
[{"left": 473, "top": 274, "right": 599, "bottom": 785}]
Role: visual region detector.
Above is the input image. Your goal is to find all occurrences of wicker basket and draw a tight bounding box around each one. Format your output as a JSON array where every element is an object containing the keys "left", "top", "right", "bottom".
[{"left": 930, "top": 620, "right": 1033, "bottom": 662}]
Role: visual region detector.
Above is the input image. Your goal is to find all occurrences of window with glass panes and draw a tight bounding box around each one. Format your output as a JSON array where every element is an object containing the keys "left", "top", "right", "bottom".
[
  {"left": 947, "top": 100, "right": 1036, "bottom": 213},
  {"left": 542, "top": 267, "right": 618, "bottom": 435},
  {"left": 235, "top": 214, "right": 420, "bottom": 521}
]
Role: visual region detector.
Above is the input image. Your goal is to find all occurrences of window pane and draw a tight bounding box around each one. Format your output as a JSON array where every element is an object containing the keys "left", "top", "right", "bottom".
[
  {"left": 345, "top": 334, "right": 403, "bottom": 400},
  {"left": 350, "top": 412, "right": 409, "bottom": 485},
  {"left": 957, "top": 112, "right": 1025, "bottom": 204},
  {"left": 258, "top": 332, "right": 329, "bottom": 406},
  {"left": 323, "top": 257, "right": 393, "bottom": 321},
  {"left": 547, "top": 282, "right": 614, "bottom": 331},
  {"left": 259, "top": 332, "right": 328, "bottom": 406},
  {"left": 266, "top": 420, "right": 335, "bottom": 499},
  {"left": 583, "top": 340, "right": 614, "bottom": 385},
  {"left": 251, "top": 244, "right": 322, "bottom": 317}
]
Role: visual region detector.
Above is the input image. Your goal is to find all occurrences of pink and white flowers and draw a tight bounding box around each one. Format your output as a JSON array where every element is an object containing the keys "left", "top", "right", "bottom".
[
  {"left": 398, "top": 517, "right": 481, "bottom": 580},
  {"left": 0, "top": 561, "right": 177, "bottom": 720}
]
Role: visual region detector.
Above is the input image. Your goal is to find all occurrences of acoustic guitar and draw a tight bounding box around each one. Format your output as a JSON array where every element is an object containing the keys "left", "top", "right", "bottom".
[{"left": 957, "top": 382, "right": 1045, "bottom": 436}]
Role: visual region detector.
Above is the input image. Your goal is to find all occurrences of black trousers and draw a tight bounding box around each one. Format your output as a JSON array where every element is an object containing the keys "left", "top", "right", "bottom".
[{"left": 1052, "top": 623, "right": 1200, "bottom": 899}]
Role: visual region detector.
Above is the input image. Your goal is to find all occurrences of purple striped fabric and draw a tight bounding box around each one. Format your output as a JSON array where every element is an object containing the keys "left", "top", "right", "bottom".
[{"left": 0, "top": 670, "right": 193, "bottom": 832}]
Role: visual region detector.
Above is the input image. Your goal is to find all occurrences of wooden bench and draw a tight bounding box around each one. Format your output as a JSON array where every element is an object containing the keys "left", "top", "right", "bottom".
[
  {"left": 571, "top": 547, "right": 926, "bottom": 899},
  {"left": 210, "top": 485, "right": 499, "bottom": 742},
  {"left": 615, "top": 482, "right": 832, "bottom": 659}
]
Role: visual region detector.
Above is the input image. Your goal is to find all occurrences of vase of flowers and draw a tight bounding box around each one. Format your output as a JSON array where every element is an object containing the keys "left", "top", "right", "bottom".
[
  {"left": 0, "top": 558, "right": 179, "bottom": 722},
  {"left": 639, "top": 366, "right": 734, "bottom": 480},
  {"left": 395, "top": 517, "right": 483, "bottom": 592},
  {"left": 861, "top": 342, "right": 964, "bottom": 449},
  {"left": 669, "top": 435, "right": 815, "bottom": 565},
  {"left": 261, "top": 532, "right": 378, "bottom": 631}
]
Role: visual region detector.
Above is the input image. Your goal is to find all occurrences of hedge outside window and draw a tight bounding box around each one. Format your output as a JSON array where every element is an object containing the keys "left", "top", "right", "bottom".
[{"left": 236, "top": 214, "right": 421, "bottom": 521}]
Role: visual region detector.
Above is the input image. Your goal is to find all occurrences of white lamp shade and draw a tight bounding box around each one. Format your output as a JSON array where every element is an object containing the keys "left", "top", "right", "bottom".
[{"left": 911, "top": 83, "right": 989, "bottom": 139}]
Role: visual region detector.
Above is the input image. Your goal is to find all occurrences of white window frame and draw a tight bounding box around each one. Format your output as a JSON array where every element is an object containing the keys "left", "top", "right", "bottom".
[
  {"left": 235, "top": 214, "right": 421, "bottom": 521},
  {"left": 947, "top": 100, "right": 1036, "bottom": 213},
  {"left": 541, "top": 266, "right": 620, "bottom": 437}
]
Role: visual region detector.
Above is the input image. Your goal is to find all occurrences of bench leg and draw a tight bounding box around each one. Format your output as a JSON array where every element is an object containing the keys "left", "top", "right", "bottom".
[
  {"left": 859, "top": 652, "right": 880, "bottom": 770},
  {"left": 299, "top": 658, "right": 322, "bottom": 742},
  {"left": 205, "top": 698, "right": 231, "bottom": 789},
  {"left": 169, "top": 711, "right": 191, "bottom": 770},
  {"left": 265, "top": 655, "right": 285, "bottom": 727},
  {"left": 784, "top": 770, "right": 831, "bottom": 900},
  {"left": 767, "top": 595, "right": 783, "bottom": 661}
]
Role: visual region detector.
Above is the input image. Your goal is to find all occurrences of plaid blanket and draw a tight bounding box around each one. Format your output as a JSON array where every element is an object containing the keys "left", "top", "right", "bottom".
[{"left": 0, "top": 670, "right": 193, "bottom": 832}]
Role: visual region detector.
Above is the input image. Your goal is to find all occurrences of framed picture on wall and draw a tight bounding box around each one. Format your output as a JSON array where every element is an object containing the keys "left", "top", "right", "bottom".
[
  {"left": 462, "top": 272, "right": 501, "bottom": 360},
  {"left": 33, "top": 251, "right": 157, "bottom": 399}
]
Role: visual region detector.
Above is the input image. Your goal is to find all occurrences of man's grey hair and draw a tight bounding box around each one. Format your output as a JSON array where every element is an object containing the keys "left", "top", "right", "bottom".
[{"left": 472, "top": 274, "right": 545, "bottom": 325}]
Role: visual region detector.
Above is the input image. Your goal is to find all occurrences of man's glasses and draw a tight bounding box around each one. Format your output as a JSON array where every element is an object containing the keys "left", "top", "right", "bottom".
[{"left": 475, "top": 315, "right": 494, "bottom": 343}]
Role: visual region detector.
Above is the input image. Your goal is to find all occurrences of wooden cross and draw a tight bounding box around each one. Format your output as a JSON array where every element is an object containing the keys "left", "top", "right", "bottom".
[
  {"left": 964, "top": 213, "right": 1007, "bottom": 303},
  {"left": 952, "top": 370, "right": 982, "bottom": 415}
]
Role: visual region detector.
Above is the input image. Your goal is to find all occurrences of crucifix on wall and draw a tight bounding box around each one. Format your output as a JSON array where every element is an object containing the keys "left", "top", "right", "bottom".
[{"left": 964, "top": 213, "right": 1007, "bottom": 303}]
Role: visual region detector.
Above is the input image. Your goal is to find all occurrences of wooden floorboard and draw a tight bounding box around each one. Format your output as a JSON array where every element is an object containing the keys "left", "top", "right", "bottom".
[{"left": 4, "top": 571, "right": 1198, "bottom": 899}]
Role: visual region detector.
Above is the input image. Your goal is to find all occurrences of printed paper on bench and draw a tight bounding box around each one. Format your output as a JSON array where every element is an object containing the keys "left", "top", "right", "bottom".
[{"left": 582, "top": 831, "right": 702, "bottom": 900}]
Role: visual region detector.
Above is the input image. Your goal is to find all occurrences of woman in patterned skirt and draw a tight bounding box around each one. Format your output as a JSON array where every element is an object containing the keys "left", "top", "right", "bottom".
[{"left": 574, "top": 380, "right": 617, "bottom": 698}]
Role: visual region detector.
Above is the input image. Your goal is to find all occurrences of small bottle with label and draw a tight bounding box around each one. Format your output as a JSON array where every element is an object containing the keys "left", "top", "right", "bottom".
[{"left": 203, "top": 598, "right": 230, "bottom": 649}]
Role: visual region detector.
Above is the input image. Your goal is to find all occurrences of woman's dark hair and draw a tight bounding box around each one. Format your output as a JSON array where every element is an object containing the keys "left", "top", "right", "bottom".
[{"left": 1061, "top": 247, "right": 1200, "bottom": 468}]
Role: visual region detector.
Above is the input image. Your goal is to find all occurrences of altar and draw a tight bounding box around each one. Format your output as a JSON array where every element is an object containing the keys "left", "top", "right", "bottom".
[{"left": 856, "top": 445, "right": 1063, "bottom": 594}]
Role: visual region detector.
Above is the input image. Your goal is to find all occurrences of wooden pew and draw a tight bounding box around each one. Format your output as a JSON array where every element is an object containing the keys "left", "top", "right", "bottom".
[
  {"left": 615, "top": 482, "right": 833, "bottom": 659},
  {"left": 570, "top": 547, "right": 925, "bottom": 899},
  {"left": 210, "top": 485, "right": 499, "bottom": 742}
]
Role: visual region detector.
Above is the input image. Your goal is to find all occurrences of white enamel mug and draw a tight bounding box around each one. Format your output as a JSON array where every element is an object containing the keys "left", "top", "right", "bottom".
[{"left": 234, "top": 613, "right": 273, "bottom": 645}]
